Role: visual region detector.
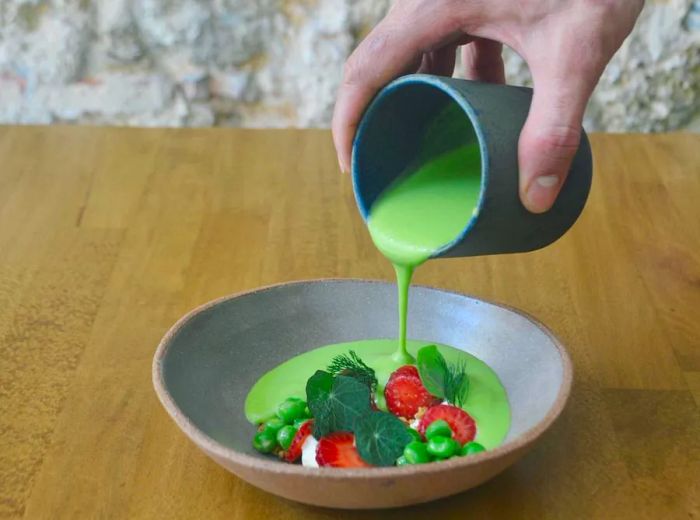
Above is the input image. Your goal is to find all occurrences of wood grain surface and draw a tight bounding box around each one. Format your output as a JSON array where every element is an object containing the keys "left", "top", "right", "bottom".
[{"left": 0, "top": 126, "right": 698, "bottom": 519}]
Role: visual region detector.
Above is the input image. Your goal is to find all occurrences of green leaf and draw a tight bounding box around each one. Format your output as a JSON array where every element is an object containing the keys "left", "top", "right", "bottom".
[
  {"left": 354, "top": 411, "right": 413, "bottom": 466},
  {"left": 306, "top": 370, "right": 333, "bottom": 414},
  {"left": 417, "top": 345, "right": 470, "bottom": 406},
  {"left": 306, "top": 372, "right": 371, "bottom": 437},
  {"left": 416, "top": 345, "right": 448, "bottom": 398},
  {"left": 329, "top": 375, "right": 372, "bottom": 431}
]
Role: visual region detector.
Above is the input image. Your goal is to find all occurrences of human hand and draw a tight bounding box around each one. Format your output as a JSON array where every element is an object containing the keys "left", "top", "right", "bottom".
[{"left": 332, "top": 0, "right": 643, "bottom": 213}]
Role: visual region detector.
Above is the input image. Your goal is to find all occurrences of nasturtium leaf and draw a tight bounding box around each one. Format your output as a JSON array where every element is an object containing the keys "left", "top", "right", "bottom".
[
  {"left": 306, "top": 370, "right": 335, "bottom": 436},
  {"left": 310, "top": 401, "right": 334, "bottom": 437},
  {"left": 306, "top": 370, "right": 333, "bottom": 415},
  {"left": 326, "top": 375, "right": 372, "bottom": 431},
  {"left": 306, "top": 372, "right": 372, "bottom": 437},
  {"left": 354, "top": 411, "right": 413, "bottom": 467},
  {"left": 416, "top": 345, "right": 448, "bottom": 399}
]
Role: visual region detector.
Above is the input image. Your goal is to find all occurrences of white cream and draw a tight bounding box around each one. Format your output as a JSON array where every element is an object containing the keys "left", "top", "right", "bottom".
[{"left": 301, "top": 435, "right": 319, "bottom": 468}]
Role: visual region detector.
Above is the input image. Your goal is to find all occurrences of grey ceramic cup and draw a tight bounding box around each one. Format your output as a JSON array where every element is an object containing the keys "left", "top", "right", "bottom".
[{"left": 351, "top": 74, "right": 593, "bottom": 258}]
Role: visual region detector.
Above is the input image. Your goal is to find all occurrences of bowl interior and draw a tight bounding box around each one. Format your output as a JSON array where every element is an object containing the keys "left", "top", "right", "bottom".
[{"left": 158, "top": 280, "right": 567, "bottom": 458}]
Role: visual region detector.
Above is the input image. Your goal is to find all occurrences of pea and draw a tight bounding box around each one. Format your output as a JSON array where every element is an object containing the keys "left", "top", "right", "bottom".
[
  {"left": 426, "top": 436, "right": 459, "bottom": 459},
  {"left": 425, "top": 419, "right": 453, "bottom": 440},
  {"left": 403, "top": 441, "right": 430, "bottom": 464},
  {"left": 461, "top": 442, "right": 486, "bottom": 456},
  {"left": 396, "top": 455, "right": 409, "bottom": 466},
  {"left": 252, "top": 431, "right": 276, "bottom": 453},
  {"left": 262, "top": 418, "right": 285, "bottom": 436},
  {"left": 293, "top": 418, "right": 310, "bottom": 429},
  {"left": 407, "top": 428, "right": 422, "bottom": 443},
  {"left": 277, "top": 398, "right": 308, "bottom": 423},
  {"left": 276, "top": 425, "right": 297, "bottom": 450}
]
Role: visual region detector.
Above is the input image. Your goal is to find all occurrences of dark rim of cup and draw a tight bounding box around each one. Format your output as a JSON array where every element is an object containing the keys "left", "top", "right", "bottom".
[{"left": 351, "top": 73, "right": 489, "bottom": 259}]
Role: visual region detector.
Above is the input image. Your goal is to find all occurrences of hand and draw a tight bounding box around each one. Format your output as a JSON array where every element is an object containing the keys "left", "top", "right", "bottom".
[{"left": 332, "top": 0, "right": 643, "bottom": 213}]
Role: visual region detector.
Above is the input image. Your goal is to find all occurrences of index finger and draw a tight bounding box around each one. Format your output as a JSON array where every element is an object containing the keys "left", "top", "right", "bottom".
[{"left": 331, "top": 3, "right": 469, "bottom": 173}]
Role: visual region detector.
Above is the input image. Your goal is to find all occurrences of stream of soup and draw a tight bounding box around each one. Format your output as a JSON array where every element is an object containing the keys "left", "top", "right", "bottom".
[{"left": 245, "top": 103, "right": 510, "bottom": 449}]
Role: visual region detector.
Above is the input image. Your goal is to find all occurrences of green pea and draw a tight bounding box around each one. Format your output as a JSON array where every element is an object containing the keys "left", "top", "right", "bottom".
[
  {"left": 461, "top": 442, "right": 486, "bottom": 456},
  {"left": 293, "top": 418, "right": 310, "bottom": 429},
  {"left": 396, "top": 455, "right": 409, "bottom": 466},
  {"left": 276, "top": 425, "right": 297, "bottom": 451},
  {"left": 277, "top": 398, "right": 308, "bottom": 423},
  {"left": 426, "top": 436, "right": 459, "bottom": 459},
  {"left": 403, "top": 441, "right": 430, "bottom": 464},
  {"left": 252, "top": 431, "right": 277, "bottom": 453},
  {"left": 425, "top": 419, "right": 453, "bottom": 440},
  {"left": 262, "top": 418, "right": 285, "bottom": 436},
  {"left": 406, "top": 428, "right": 422, "bottom": 443}
]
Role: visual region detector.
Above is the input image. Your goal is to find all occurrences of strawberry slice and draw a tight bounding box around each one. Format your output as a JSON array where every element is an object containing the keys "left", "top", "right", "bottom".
[
  {"left": 315, "top": 432, "right": 370, "bottom": 468},
  {"left": 283, "top": 419, "right": 313, "bottom": 462},
  {"left": 418, "top": 404, "right": 477, "bottom": 445},
  {"left": 384, "top": 365, "right": 439, "bottom": 419},
  {"left": 393, "top": 365, "right": 420, "bottom": 378}
]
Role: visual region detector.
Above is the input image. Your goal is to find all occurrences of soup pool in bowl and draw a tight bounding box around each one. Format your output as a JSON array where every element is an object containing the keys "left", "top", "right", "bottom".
[{"left": 152, "top": 279, "right": 572, "bottom": 509}]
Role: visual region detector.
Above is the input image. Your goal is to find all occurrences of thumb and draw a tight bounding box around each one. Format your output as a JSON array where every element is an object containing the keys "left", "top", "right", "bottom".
[{"left": 518, "top": 66, "right": 595, "bottom": 213}]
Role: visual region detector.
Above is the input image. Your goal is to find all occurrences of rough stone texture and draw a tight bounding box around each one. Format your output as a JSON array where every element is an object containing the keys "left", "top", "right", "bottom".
[{"left": 0, "top": 0, "right": 698, "bottom": 130}]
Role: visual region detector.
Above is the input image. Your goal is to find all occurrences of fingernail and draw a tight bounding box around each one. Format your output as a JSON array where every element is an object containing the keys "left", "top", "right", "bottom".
[
  {"left": 526, "top": 175, "right": 559, "bottom": 213},
  {"left": 338, "top": 156, "right": 346, "bottom": 174}
]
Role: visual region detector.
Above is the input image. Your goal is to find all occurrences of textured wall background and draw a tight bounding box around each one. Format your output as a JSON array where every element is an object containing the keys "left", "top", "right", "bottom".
[{"left": 0, "top": 0, "right": 698, "bottom": 131}]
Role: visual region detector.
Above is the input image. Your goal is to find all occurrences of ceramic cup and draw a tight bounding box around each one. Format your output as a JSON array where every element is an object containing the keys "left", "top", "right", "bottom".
[{"left": 351, "top": 74, "right": 593, "bottom": 258}]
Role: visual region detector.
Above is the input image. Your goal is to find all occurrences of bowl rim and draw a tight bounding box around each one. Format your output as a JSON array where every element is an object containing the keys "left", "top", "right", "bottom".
[{"left": 152, "top": 278, "right": 573, "bottom": 479}]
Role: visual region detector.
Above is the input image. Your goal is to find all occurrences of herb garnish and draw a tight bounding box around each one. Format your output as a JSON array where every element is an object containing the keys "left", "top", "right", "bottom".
[
  {"left": 416, "top": 345, "right": 469, "bottom": 407},
  {"left": 353, "top": 411, "right": 412, "bottom": 466},
  {"left": 306, "top": 371, "right": 371, "bottom": 437},
  {"left": 306, "top": 353, "right": 413, "bottom": 466},
  {"left": 327, "top": 350, "right": 378, "bottom": 392}
]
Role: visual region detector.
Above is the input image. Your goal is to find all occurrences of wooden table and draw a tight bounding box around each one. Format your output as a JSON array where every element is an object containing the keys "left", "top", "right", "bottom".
[{"left": 1, "top": 126, "right": 698, "bottom": 519}]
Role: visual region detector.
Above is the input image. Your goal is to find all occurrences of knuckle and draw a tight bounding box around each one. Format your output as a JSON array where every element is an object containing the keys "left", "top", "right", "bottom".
[
  {"left": 532, "top": 126, "right": 582, "bottom": 158},
  {"left": 342, "top": 55, "right": 361, "bottom": 85},
  {"left": 393, "top": 0, "right": 464, "bottom": 32},
  {"left": 343, "top": 31, "right": 390, "bottom": 86},
  {"left": 581, "top": 0, "right": 616, "bottom": 9}
]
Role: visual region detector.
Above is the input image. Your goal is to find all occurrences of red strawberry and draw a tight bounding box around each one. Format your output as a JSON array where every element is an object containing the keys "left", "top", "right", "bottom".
[
  {"left": 393, "top": 365, "right": 420, "bottom": 378},
  {"left": 315, "top": 432, "right": 370, "bottom": 468},
  {"left": 418, "top": 404, "right": 477, "bottom": 445},
  {"left": 384, "top": 365, "right": 439, "bottom": 419},
  {"left": 283, "top": 419, "right": 313, "bottom": 462}
]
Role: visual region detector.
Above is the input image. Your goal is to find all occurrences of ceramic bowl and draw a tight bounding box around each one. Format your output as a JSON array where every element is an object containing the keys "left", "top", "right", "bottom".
[{"left": 153, "top": 279, "right": 572, "bottom": 509}]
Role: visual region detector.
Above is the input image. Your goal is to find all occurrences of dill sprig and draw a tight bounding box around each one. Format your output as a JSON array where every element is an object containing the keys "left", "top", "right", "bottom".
[
  {"left": 443, "top": 359, "right": 469, "bottom": 407},
  {"left": 327, "top": 350, "right": 378, "bottom": 392}
]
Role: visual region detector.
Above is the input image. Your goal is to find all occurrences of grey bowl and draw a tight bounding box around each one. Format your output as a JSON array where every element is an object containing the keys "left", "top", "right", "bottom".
[{"left": 153, "top": 279, "right": 572, "bottom": 509}]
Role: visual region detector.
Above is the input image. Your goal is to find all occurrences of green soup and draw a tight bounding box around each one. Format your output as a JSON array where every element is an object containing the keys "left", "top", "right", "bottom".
[
  {"left": 244, "top": 340, "right": 509, "bottom": 449},
  {"left": 245, "top": 101, "right": 510, "bottom": 451}
]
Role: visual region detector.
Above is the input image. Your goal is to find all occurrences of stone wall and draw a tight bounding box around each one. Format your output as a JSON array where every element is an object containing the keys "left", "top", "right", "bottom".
[{"left": 0, "top": 0, "right": 698, "bottom": 131}]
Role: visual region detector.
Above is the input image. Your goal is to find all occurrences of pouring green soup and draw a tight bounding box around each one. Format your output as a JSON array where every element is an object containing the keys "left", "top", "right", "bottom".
[{"left": 245, "top": 100, "right": 511, "bottom": 468}]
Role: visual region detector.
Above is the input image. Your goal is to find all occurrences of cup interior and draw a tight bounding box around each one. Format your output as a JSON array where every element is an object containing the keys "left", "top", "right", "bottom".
[{"left": 352, "top": 77, "right": 485, "bottom": 257}]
